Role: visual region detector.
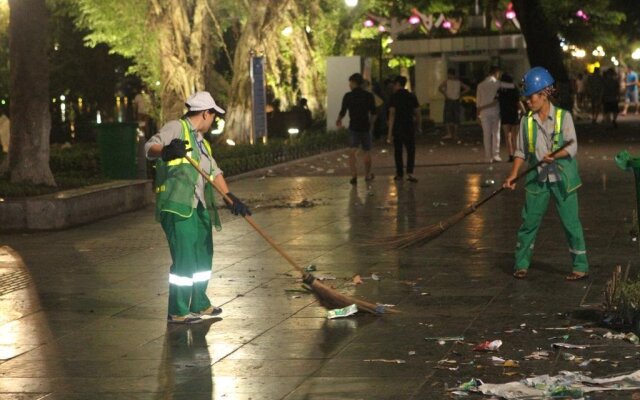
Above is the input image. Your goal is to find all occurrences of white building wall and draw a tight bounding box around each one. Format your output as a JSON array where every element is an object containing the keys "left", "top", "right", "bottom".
[
  {"left": 326, "top": 56, "right": 361, "bottom": 132},
  {"left": 415, "top": 56, "right": 447, "bottom": 123}
]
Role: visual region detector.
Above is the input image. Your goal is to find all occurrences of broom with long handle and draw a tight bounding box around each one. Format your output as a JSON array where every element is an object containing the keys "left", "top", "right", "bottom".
[
  {"left": 185, "top": 156, "right": 395, "bottom": 314},
  {"left": 375, "top": 140, "right": 574, "bottom": 250}
]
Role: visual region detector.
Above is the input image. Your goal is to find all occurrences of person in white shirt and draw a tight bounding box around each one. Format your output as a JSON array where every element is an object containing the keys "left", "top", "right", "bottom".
[
  {"left": 438, "top": 68, "right": 470, "bottom": 141},
  {"left": 476, "top": 65, "right": 502, "bottom": 162}
]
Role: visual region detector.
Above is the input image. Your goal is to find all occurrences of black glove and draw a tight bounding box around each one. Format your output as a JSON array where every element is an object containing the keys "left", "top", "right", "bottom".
[
  {"left": 225, "top": 192, "right": 251, "bottom": 216},
  {"left": 161, "top": 139, "right": 188, "bottom": 161}
]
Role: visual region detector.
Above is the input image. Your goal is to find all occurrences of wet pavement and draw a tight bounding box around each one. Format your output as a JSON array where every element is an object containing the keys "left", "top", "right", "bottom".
[{"left": 1, "top": 116, "right": 640, "bottom": 399}]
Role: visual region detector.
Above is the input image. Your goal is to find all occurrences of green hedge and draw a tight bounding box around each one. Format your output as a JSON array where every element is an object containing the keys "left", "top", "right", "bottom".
[
  {"left": 212, "top": 129, "right": 347, "bottom": 176},
  {"left": 0, "top": 129, "right": 347, "bottom": 198}
]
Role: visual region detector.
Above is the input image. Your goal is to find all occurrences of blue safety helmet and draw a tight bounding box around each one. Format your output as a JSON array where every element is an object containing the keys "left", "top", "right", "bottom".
[{"left": 522, "top": 67, "right": 555, "bottom": 97}]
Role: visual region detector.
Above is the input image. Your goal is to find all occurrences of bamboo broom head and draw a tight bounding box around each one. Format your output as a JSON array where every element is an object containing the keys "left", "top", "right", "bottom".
[{"left": 367, "top": 209, "right": 469, "bottom": 250}]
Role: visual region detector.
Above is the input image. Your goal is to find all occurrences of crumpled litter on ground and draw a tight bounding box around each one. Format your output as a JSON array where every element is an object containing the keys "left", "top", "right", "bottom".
[
  {"left": 327, "top": 304, "right": 358, "bottom": 319},
  {"left": 467, "top": 369, "right": 640, "bottom": 399},
  {"left": 363, "top": 358, "right": 405, "bottom": 364},
  {"left": 473, "top": 340, "right": 502, "bottom": 351},
  {"left": 552, "top": 342, "right": 589, "bottom": 349},
  {"left": 524, "top": 351, "right": 550, "bottom": 360},
  {"left": 603, "top": 331, "right": 640, "bottom": 344}
]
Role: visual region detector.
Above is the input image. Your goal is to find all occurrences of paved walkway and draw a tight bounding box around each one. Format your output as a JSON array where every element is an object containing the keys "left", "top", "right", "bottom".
[{"left": 1, "top": 117, "right": 640, "bottom": 399}]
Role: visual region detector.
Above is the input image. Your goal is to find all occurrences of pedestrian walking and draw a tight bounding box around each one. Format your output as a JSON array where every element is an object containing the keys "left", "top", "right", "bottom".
[
  {"left": 602, "top": 68, "right": 620, "bottom": 128},
  {"left": 497, "top": 73, "right": 523, "bottom": 162},
  {"left": 438, "top": 68, "right": 470, "bottom": 141},
  {"left": 386, "top": 75, "right": 421, "bottom": 183},
  {"left": 503, "top": 67, "right": 588, "bottom": 281},
  {"left": 476, "top": 65, "right": 502, "bottom": 162},
  {"left": 586, "top": 67, "right": 603, "bottom": 123},
  {"left": 145, "top": 91, "right": 251, "bottom": 324},
  {"left": 336, "top": 73, "right": 377, "bottom": 185},
  {"left": 621, "top": 66, "right": 639, "bottom": 116}
]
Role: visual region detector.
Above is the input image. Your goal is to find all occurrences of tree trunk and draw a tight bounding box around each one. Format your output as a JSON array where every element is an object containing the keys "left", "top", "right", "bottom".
[
  {"left": 512, "top": 0, "right": 573, "bottom": 110},
  {"left": 8, "top": 0, "right": 55, "bottom": 186},
  {"left": 225, "top": 0, "right": 291, "bottom": 142},
  {"left": 149, "top": 0, "right": 212, "bottom": 122}
]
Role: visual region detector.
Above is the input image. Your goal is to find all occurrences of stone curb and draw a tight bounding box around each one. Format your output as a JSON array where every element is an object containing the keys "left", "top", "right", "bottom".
[{"left": 0, "top": 180, "right": 152, "bottom": 232}]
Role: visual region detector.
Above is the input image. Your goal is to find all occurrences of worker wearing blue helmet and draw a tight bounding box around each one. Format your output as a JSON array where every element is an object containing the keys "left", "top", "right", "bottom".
[{"left": 503, "top": 67, "right": 588, "bottom": 281}]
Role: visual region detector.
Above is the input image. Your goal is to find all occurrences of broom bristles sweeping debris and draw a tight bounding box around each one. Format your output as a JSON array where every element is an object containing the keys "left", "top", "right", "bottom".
[
  {"left": 371, "top": 140, "right": 574, "bottom": 250},
  {"left": 186, "top": 156, "right": 396, "bottom": 315}
]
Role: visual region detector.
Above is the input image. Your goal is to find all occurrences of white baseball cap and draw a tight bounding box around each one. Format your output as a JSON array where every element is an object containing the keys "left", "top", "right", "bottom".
[{"left": 185, "top": 91, "right": 225, "bottom": 114}]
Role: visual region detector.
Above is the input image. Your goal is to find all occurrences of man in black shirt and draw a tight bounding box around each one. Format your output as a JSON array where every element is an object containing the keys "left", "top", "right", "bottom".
[
  {"left": 336, "top": 73, "right": 377, "bottom": 185},
  {"left": 387, "top": 75, "right": 421, "bottom": 183}
]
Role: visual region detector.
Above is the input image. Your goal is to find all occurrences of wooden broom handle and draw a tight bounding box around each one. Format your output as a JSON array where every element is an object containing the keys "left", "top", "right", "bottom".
[
  {"left": 472, "top": 139, "right": 574, "bottom": 210},
  {"left": 185, "top": 156, "right": 305, "bottom": 275}
]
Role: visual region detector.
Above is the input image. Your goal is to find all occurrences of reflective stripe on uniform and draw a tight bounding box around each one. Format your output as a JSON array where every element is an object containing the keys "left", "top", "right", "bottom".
[
  {"left": 169, "top": 274, "right": 193, "bottom": 286},
  {"left": 569, "top": 248, "right": 587, "bottom": 255},
  {"left": 193, "top": 271, "right": 212, "bottom": 282}
]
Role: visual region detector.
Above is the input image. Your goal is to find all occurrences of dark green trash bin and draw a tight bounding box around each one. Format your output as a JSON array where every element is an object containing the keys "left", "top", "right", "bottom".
[{"left": 94, "top": 122, "right": 138, "bottom": 179}]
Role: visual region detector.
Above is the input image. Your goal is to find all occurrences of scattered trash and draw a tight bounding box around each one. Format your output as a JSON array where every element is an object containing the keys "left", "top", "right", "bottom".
[
  {"left": 408, "top": 351, "right": 416, "bottom": 356},
  {"left": 603, "top": 331, "right": 640, "bottom": 344},
  {"left": 503, "top": 360, "right": 519, "bottom": 368},
  {"left": 352, "top": 274, "right": 363, "bottom": 285},
  {"left": 363, "top": 358, "right": 406, "bottom": 364},
  {"left": 491, "top": 356, "right": 505, "bottom": 364},
  {"left": 315, "top": 275, "right": 336, "bottom": 281},
  {"left": 380, "top": 149, "right": 388, "bottom": 153},
  {"left": 524, "top": 351, "right": 550, "bottom": 360},
  {"left": 371, "top": 273, "right": 380, "bottom": 281},
  {"left": 474, "top": 370, "right": 640, "bottom": 399},
  {"left": 425, "top": 336, "right": 464, "bottom": 343},
  {"left": 552, "top": 342, "right": 589, "bottom": 349},
  {"left": 548, "top": 334, "right": 570, "bottom": 341},
  {"left": 473, "top": 340, "right": 503, "bottom": 352},
  {"left": 326, "top": 169, "right": 335, "bottom": 174},
  {"left": 304, "top": 264, "right": 317, "bottom": 273},
  {"left": 327, "top": 304, "right": 358, "bottom": 319},
  {"left": 562, "top": 352, "right": 576, "bottom": 361},
  {"left": 432, "top": 202, "right": 449, "bottom": 207}
]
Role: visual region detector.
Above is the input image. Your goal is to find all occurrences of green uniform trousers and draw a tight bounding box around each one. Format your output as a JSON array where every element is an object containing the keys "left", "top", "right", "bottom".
[
  {"left": 515, "top": 182, "right": 588, "bottom": 273},
  {"left": 161, "top": 203, "right": 213, "bottom": 316}
]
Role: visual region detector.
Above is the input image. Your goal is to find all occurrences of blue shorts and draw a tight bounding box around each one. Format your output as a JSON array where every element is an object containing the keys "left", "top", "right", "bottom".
[
  {"left": 349, "top": 130, "right": 372, "bottom": 151},
  {"left": 626, "top": 89, "right": 638, "bottom": 103}
]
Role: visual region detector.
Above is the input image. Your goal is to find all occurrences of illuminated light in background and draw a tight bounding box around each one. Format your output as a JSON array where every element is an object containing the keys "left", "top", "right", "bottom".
[
  {"left": 96, "top": 111, "right": 102, "bottom": 124},
  {"left": 305, "top": 25, "right": 312, "bottom": 33},
  {"left": 155, "top": 81, "right": 161, "bottom": 86},
  {"left": 592, "top": 46, "right": 605, "bottom": 57},
  {"left": 226, "top": 139, "right": 236, "bottom": 146},
  {"left": 576, "top": 9, "right": 589, "bottom": 21},
  {"left": 344, "top": 0, "right": 358, "bottom": 7},
  {"left": 377, "top": 25, "right": 386, "bottom": 32},
  {"left": 611, "top": 57, "right": 619, "bottom": 66},
  {"left": 59, "top": 95, "right": 66, "bottom": 101},
  {"left": 571, "top": 48, "right": 586, "bottom": 58},
  {"left": 288, "top": 128, "right": 300, "bottom": 135},
  {"left": 281, "top": 26, "right": 293, "bottom": 36},
  {"left": 60, "top": 103, "right": 66, "bottom": 122},
  {"left": 442, "top": 20, "right": 452, "bottom": 29},
  {"left": 211, "top": 119, "right": 225, "bottom": 135},
  {"left": 363, "top": 19, "right": 374, "bottom": 28},
  {"left": 0, "top": 100, "right": 5, "bottom": 105},
  {"left": 632, "top": 48, "right": 640, "bottom": 60},
  {"left": 408, "top": 15, "right": 420, "bottom": 25}
]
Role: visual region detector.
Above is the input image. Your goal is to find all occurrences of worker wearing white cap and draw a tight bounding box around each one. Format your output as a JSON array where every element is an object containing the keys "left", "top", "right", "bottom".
[{"left": 145, "top": 91, "right": 250, "bottom": 324}]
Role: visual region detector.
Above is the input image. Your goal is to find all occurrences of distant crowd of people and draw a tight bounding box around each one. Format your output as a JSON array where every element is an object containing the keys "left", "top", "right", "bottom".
[{"left": 575, "top": 65, "right": 639, "bottom": 128}]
